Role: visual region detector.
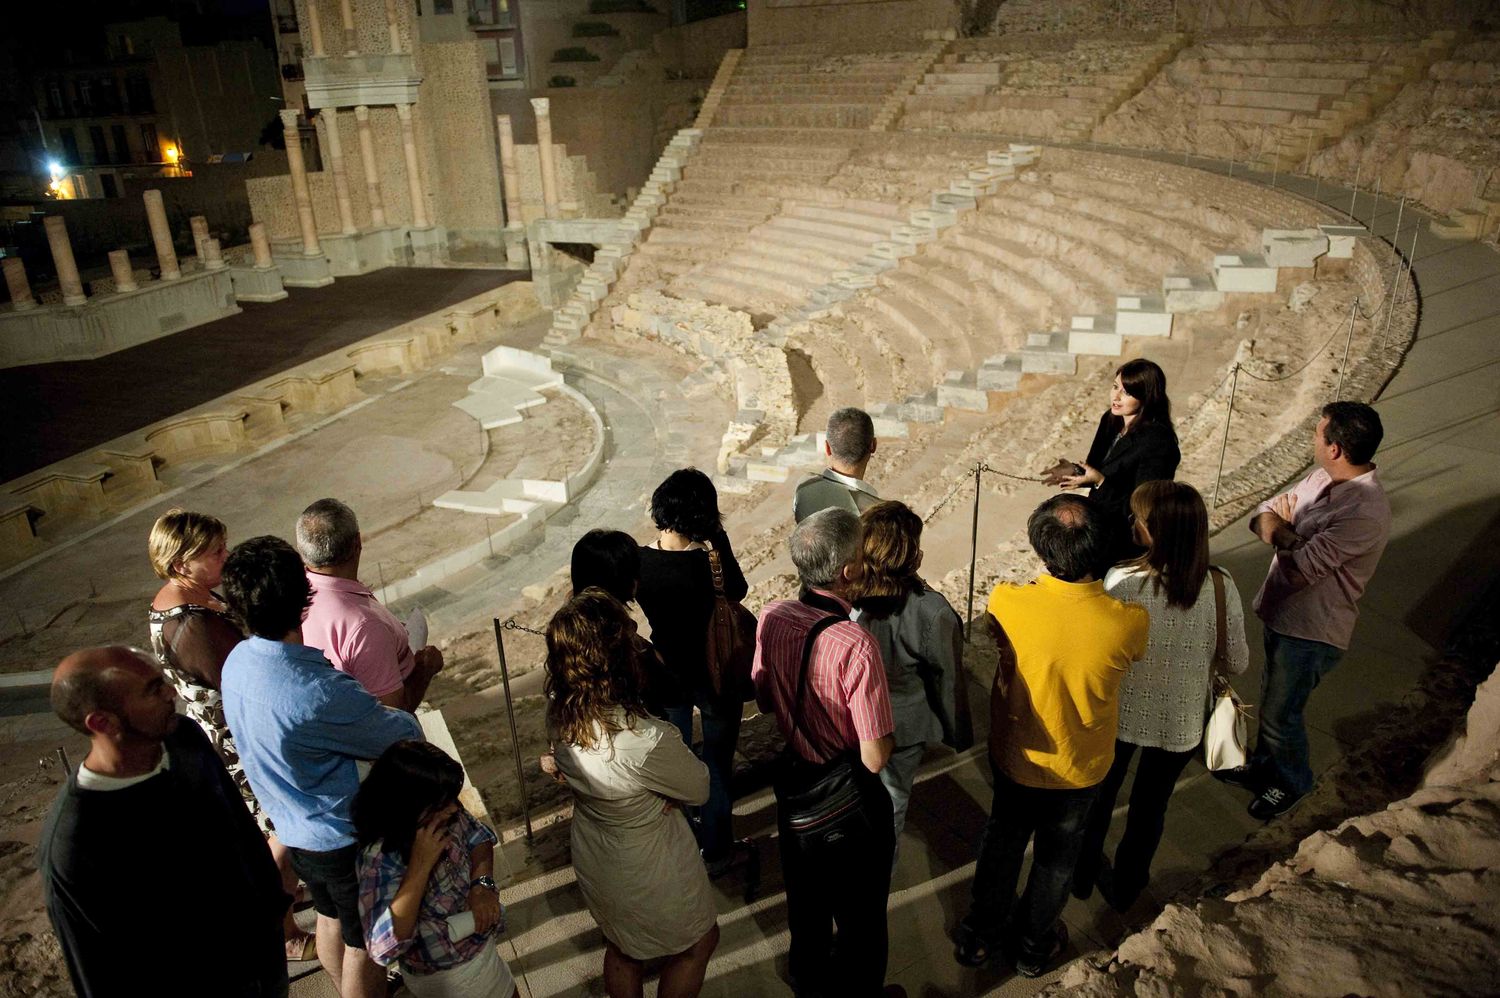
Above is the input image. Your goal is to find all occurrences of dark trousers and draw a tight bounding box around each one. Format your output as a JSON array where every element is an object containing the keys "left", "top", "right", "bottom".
[
  {"left": 961, "top": 768, "right": 1098, "bottom": 960},
  {"left": 662, "top": 691, "right": 743, "bottom": 863},
  {"left": 778, "top": 768, "right": 895, "bottom": 997},
  {"left": 1250, "top": 628, "right": 1343, "bottom": 795},
  {"left": 1076, "top": 740, "right": 1196, "bottom": 902}
]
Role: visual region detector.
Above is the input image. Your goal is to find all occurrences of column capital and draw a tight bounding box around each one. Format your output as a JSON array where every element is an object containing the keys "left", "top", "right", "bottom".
[
  {"left": 278, "top": 108, "right": 302, "bottom": 130},
  {"left": 354, "top": 104, "right": 371, "bottom": 121},
  {"left": 530, "top": 97, "right": 551, "bottom": 116},
  {"left": 396, "top": 102, "right": 414, "bottom": 121}
]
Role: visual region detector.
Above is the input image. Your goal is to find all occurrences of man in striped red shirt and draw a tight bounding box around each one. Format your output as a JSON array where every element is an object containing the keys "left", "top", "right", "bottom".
[{"left": 753, "top": 507, "right": 895, "bottom": 998}]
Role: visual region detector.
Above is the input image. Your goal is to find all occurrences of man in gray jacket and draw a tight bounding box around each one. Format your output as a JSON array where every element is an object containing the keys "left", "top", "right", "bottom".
[{"left": 793, "top": 407, "right": 881, "bottom": 523}]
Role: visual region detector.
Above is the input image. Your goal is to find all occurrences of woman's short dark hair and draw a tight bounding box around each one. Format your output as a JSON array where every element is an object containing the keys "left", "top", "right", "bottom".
[
  {"left": 352, "top": 741, "right": 465, "bottom": 862},
  {"left": 1113, "top": 359, "right": 1173, "bottom": 434},
  {"left": 221, "top": 535, "right": 313, "bottom": 639},
  {"left": 571, "top": 528, "right": 641, "bottom": 604},
  {"left": 1027, "top": 495, "right": 1109, "bottom": 582},
  {"left": 649, "top": 468, "right": 722, "bottom": 542}
]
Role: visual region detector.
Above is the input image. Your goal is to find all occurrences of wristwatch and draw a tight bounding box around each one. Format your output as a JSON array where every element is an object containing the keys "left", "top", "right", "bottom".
[{"left": 471, "top": 875, "right": 498, "bottom": 892}]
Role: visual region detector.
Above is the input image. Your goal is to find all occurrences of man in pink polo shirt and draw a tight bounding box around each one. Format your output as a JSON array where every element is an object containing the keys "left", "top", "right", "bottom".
[{"left": 295, "top": 499, "right": 443, "bottom": 712}]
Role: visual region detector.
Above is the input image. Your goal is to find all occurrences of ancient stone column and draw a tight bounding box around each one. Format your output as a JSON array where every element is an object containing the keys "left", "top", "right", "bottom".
[
  {"left": 3, "top": 257, "right": 36, "bottom": 309},
  {"left": 203, "top": 238, "right": 225, "bottom": 270},
  {"left": 249, "top": 222, "right": 275, "bottom": 269},
  {"left": 189, "top": 215, "right": 210, "bottom": 265},
  {"left": 496, "top": 114, "right": 523, "bottom": 228},
  {"left": 108, "top": 250, "right": 139, "bottom": 292},
  {"left": 143, "top": 189, "right": 181, "bottom": 280},
  {"left": 338, "top": 0, "right": 358, "bottom": 55},
  {"left": 531, "top": 98, "right": 560, "bottom": 219},
  {"left": 384, "top": 0, "right": 402, "bottom": 53},
  {"left": 354, "top": 105, "right": 387, "bottom": 228},
  {"left": 44, "top": 216, "right": 86, "bottom": 306},
  {"left": 280, "top": 109, "right": 323, "bottom": 256},
  {"left": 396, "top": 103, "right": 429, "bottom": 229},
  {"left": 318, "top": 109, "right": 358, "bottom": 234},
  {"left": 305, "top": 1, "right": 326, "bottom": 57}
]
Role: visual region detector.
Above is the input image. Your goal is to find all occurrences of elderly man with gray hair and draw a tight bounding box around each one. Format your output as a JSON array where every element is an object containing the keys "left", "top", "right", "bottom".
[
  {"left": 793, "top": 407, "right": 881, "bottom": 523},
  {"left": 753, "top": 507, "right": 896, "bottom": 997},
  {"left": 296, "top": 498, "right": 443, "bottom": 712}
]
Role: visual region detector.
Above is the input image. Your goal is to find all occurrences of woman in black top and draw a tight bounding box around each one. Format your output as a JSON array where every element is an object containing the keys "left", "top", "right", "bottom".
[
  {"left": 1042, "top": 359, "right": 1180, "bottom": 563},
  {"left": 635, "top": 468, "right": 750, "bottom": 876}
]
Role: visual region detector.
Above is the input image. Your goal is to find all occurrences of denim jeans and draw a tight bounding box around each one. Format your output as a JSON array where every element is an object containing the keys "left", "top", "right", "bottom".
[
  {"left": 879, "top": 741, "right": 926, "bottom": 865},
  {"left": 961, "top": 767, "right": 1099, "bottom": 961},
  {"left": 662, "top": 693, "right": 742, "bottom": 863},
  {"left": 1250, "top": 628, "right": 1344, "bottom": 795},
  {"left": 1076, "top": 740, "right": 1196, "bottom": 902}
]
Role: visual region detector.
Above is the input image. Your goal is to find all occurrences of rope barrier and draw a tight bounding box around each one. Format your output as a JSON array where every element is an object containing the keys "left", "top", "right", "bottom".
[{"left": 1237, "top": 318, "right": 1350, "bottom": 384}]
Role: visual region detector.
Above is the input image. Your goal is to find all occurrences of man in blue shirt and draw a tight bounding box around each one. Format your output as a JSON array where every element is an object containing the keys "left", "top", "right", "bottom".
[{"left": 222, "top": 535, "right": 421, "bottom": 998}]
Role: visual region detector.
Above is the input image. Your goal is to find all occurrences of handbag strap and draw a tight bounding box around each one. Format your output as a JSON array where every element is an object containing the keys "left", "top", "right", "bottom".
[
  {"left": 1208, "top": 565, "right": 1227, "bottom": 674},
  {"left": 707, "top": 548, "right": 728, "bottom": 600},
  {"left": 788, "top": 589, "right": 848, "bottom": 760}
]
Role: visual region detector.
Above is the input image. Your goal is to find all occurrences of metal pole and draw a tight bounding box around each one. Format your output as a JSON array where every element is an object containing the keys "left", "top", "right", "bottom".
[
  {"left": 1335, "top": 296, "right": 1358, "bottom": 400},
  {"left": 1349, "top": 160, "right": 1361, "bottom": 219},
  {"left": 1370, "top": 173, "right": 1381, "bottom": 228},
  {"left": 493, "top": 619, "right": 534, "bottom": 843},
  {"left": 1212, "top": 364, "right": 1241, "bottom": 510},
  {"left": 1313, "top": 169, "right": 1321, "bottom": 205},
  {"left": 965, "top": 464, "right": 981, "bottom": 639},
  {"left": 1390, "top": 195, "right": 1406, "bottom": 261},
  {"left": 377, "top": 561, "right": 388, "bottom": 602},
  {"left": 1401, "top": 224, "right": 1419, "bottom": 303},
  {"left": 55, "top": 746, "right": 71, "bottom": 775}
]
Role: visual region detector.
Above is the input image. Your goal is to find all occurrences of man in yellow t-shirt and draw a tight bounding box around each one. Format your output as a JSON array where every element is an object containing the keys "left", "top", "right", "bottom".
[{"left": 954, "top": 495, "right": 1148, "bottom": 978}]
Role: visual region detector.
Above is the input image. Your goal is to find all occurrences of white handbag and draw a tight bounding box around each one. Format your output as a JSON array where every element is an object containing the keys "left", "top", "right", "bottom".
[{"left": 1202, "top": 567, "right": 1251, "bottom": 771}]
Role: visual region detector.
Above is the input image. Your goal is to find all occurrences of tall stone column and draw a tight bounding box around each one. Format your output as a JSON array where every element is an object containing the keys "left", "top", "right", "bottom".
[
  {"left": 384, "top": 0, "right": 402, "bottom": 53},
  {"left": 3, "top": 257, "right": 36, "bottom": 309},
  {"left": 354, "top": 105, "right": 387, "bottom": 228},
  {"left": 338, "top": 0, "right": 358, "bottom": 56},
  {"left": 305, "top": 1, "right": 326, "bottom": 57},
  {"left": 44, "top": 216, "right": 86, "bottom": 306},
  {"left": 189, "top": 215, "right": 210, "bottom": 265},
  {"left": 495, "top": 114, "right": 524, "bottom": 228},
  {"left": 318, "top": 109, "right": 358, "bottom": 235},
  {"left": 280, "top": 109, "right": 323, "bottom": 256},
  {"left": 396, "top": 103, "right": 429, "bottom": 229},
  {"left": 531, "top": 98, "right": 560, "bottom": 220},
  {"left": 143, "top": 189, "right": 181, "bottom": 280},
  {"left": 249, "top": 222, "right": 275, "bottom": 269},
  {"left": 108, "top": 250, "right": 139, "bottom": 292}
]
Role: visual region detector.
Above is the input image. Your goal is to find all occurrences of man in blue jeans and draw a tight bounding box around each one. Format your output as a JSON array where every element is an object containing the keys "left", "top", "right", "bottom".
[{"left": 1224, "top": 402, "right": 1391, "bottom": 819}]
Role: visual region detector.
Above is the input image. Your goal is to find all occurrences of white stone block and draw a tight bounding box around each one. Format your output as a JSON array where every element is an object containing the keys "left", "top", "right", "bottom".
[
  {"left": 978, "top": 354, "right": 1023, "bottom": 390},
  {"left": 1069, "top": 330, "right": 1124, "bottom": 356},
  {"left": 950, "top": 178, "right": 993, "bottom": 198},
  {"left": 1021, "top": 332, "right": 1076, "bottom": 373},
  {"left": 1115, "top": 307, "right": 1173, "bottom": 337},
  {"left": 937, "top": 372, "right": 988, "bottom": 411},
  {"left": 1008, "top": 143, "right": 1040, "bottom": 164},
  {"left": 871, "top": 241, "right": 916, "bottom": 260},
  {"left": 987, "top": 151, "right": 1015, "bottom": 167},
  {"left": 1116, "top": 295, "right": 1143, "bottom": 311},
  {"left": 1261, "top": 228, "right": 1329, "bottom": 269},
  {"left": 891, "top": 224, "right": 937, "bottom": 245},
  {"left": 1318, "top": 224, "right": 1364, "bottom": 259},
  {"left": 911, "top": 207, "right": 958, "bottom": 228},
  {"left": 932, "top": 191, "right": 977, "bottom": 211},
  {"left": 1213, "top": 253, "right": 1279, "bottom": 293},
  {"left": 1162, "top": 275, "right": 1225, "bottom": 312},
  {"left": 746, "top": 462, "right": 790, "bottom": 484}
]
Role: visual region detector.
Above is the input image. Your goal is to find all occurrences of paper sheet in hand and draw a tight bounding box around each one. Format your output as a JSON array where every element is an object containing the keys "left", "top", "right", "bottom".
[
  {"left": 405, "top": 608, "right": 428, "bottom": 651},
  {"left": 446, "top": 910, "right": 476, "bottom": 939}
]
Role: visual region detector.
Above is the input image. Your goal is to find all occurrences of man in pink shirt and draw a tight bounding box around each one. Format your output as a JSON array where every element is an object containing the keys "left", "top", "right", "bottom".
[
  {"left": 1222, "top": 402, "right": 1390, "bottom": 819},
  {"left": 296, "top": 499, "right": 443, "bottom": 711},
  {"left": 753, "top": 507, "right": 895, "bottom": 998}
]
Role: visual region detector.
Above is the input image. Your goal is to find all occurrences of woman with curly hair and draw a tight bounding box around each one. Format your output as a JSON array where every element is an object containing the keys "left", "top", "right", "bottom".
[
  {"left": 545, "top": 589, "right": 720, "bottom": 998},
  {"left": 853, "top": 501, "right": 968, "bottom": 855}
]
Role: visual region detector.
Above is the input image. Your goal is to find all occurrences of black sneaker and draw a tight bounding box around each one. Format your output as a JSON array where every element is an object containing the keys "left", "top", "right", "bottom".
[
  {"left": 1214, "top": 765, "right": 1265, "bottom": 791},
  {"left": 1248, "top": 785, "right": 1304, "bottom": 820},
  {"left": 1014, "top": 922, "right": 1069, "bottom": 978}
]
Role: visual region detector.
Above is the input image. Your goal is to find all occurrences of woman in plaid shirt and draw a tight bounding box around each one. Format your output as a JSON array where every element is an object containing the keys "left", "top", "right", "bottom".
[{"left": 354, "top": 741, "right": 517, "bottom": 998}]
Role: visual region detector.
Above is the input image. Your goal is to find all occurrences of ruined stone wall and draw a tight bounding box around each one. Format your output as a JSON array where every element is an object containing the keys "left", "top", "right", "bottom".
[
  {"left": 418, "top": 41, "right": 503, "bottom": 244},
  {"left": 992, "top": 0, "right": 1480, "bottom": 34},
  {"left": 746, "top": 0, "right": 955, "bottom": 47}
]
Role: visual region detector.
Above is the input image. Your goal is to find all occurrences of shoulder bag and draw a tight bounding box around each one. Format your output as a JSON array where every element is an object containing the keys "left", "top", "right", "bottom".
[
  {"left": 771, "top": 595, "right": 881, "bottom": 853},
  {"left": 704, "top": 546, "right": 759, "bottom": 702},
  {"left": 1202, "top": 566, "right": 1251, "bottom": 771}
]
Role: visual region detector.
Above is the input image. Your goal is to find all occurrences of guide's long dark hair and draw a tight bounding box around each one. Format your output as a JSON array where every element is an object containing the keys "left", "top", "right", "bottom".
[
  {"left": 352, "top": 741, "right": 464, "bottom": 862},
  {"left": 1108, "top": 358, "right": 1173, "bottom": 436}
]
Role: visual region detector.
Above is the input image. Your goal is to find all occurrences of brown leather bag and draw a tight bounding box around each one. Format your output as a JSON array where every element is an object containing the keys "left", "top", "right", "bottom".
[{"left": 705, "top": 547, "right": 758, "bottom": 702}]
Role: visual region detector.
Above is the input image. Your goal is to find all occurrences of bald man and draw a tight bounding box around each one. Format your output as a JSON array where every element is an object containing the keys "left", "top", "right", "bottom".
[{"left": 37, "top": 647, "right": 290, "bottom": 998}]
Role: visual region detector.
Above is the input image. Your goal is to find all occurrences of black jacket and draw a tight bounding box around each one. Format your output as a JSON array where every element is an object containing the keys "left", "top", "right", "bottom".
[{"left": 1084, "top": 411, "right": 1181, "bottom": 546}]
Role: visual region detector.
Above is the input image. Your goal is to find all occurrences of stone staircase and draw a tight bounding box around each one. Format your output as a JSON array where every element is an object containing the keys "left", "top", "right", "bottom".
[
  {"left": 693, "top": 48, "right": 743, "bottom": 129},
  {"left": 869, "top": 40, "right": 950, "bottom": 131},
  {"left": 714, "top": 45, "right": 938, "bottom": 130}
]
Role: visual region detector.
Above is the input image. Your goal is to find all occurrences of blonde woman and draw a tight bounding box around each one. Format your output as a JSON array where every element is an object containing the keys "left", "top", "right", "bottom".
[
  {"left": 1073, "top": 482, "right": 1249, "bottom": 910},
  {"left": 546, "top": 589, "right": 719, "bottom": 998},
  {"left": 147, "top": 508, "right": 314, "bottom": 962},
  {"left": 853, "top": 500, "right": 968, "bottom": 852}
]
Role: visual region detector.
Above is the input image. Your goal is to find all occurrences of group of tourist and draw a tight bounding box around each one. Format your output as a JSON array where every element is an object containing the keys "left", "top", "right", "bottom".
[{"left": 34, "top": 359, "right": 1391, "bottom": 998}]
